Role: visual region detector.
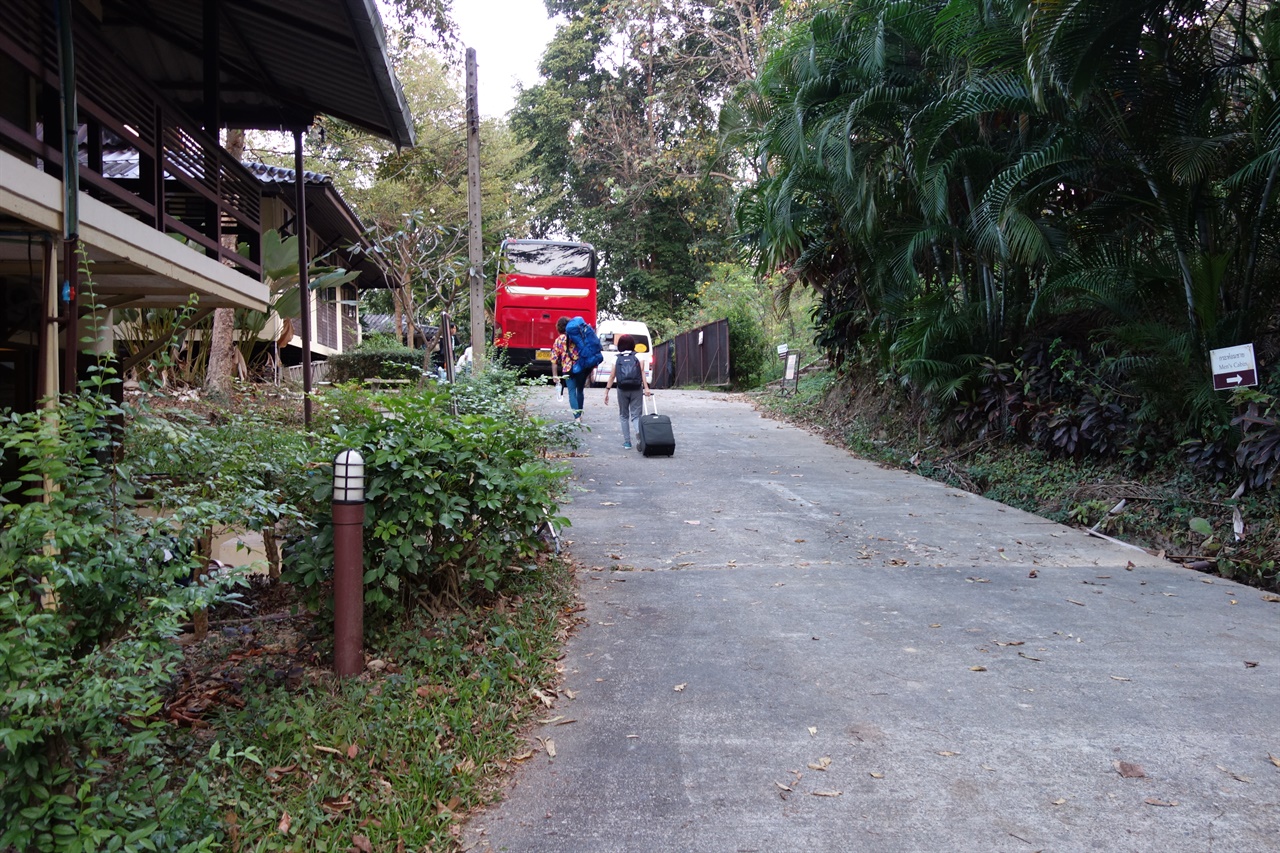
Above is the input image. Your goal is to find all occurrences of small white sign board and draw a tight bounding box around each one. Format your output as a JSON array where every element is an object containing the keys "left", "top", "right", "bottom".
[{"left": 1209, "top": 343, "right": 1258, "bottom": 391}]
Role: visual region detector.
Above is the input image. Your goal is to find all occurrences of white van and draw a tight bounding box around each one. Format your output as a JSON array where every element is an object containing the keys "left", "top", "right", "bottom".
[{"left": 592, "top": 320, "right": 654, "bottom": 387}]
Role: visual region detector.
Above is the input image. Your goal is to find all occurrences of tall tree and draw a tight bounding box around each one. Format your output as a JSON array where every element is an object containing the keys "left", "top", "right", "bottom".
[
  {"left": 513, "top": 1, "right": 780, "bottom": 325},
  {"left": 731, "top": 0, "right": 1280, "bottom": 438}
]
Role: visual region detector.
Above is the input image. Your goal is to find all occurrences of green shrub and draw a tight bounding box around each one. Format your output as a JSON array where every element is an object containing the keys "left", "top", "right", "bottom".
[
  {"left": 726, "top": 302, "right": 770, "bottom": 389},
  {"left": 286, "top": 380, "right": 570, "bottom": 618},
  {"left": 0, "top": 382, "right": 249, "bottom": 852},
  {"left": 325, "top": 347, "right": 424, "bottom": 383}
]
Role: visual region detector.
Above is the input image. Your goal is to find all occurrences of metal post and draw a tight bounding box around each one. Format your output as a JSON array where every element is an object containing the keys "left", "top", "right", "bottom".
[
  {"left": 332, "top": 450, "right": 365, "bottom": 676},
  {"left": 465, "top": 48, "right": 485, "bottom": 372},
  {"left": 294, "top": 129, "right": 312, "bottom": 428}
]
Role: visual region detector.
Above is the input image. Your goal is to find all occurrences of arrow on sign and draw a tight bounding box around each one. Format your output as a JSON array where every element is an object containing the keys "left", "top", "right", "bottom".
[{"left": 1228, "top": 375, "right": 1244, "bottom": 385}]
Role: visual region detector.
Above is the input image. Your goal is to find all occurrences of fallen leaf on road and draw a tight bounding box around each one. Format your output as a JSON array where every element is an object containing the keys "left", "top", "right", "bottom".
[
  {"left": 531, "top": 688, "right": 555, "bottom": 706},
  {"left": 996, "top": 640, "right": 1025, "bottom": 647},
  {"left": 512, "top": 750, "right": 534, "bottom": 762},
  {"left": 1144, "top": 798, "right": 1178, "bottom": 807},
  {"left": 1066, "top": 599, "right": 1086, "bottom": 606},
  {"left": 969, "top": 666, "right": 988, "bottom": 672},
  {"left": 1018, "top": 652, "right": 1043, "bottom": 662},
  {"left": 1115, "top": 761, "right": 1146, "bottom": 778},
  {"left": 808, "top": 757, "right": 832, "bottom": 771},
  {"left": 869, "top": 772, "right": 884, "bottom": 779},
  {"left": 1245, "top": 661, "right": 1260, "bottom": 668},
  {"left": 936, "top": 751, "right": 959, "bottom": 757},
  {"left": 684, "top": 520, "right": 701, "bottom": 525},
  {"left": 808, "top": 726, "right": 817, "bottom": 736},
  {"left": 966, "top": 577, "right": 990, "bottom": 583},
  {"left": 1217, "top": 765, "right": 1252, "bottom": 783},
  {"left": 1110, "top": 676, "right": 1132, "bottom": 682},
  {"left": 1028, "top": 570, "right": 1038, "bottom": 578},
  {"left": 774, "top": 781, "right": 792, "bottom": 792},
  {"left": 1263, "top": 594, "right": 1280, "bottom": 603},
  {"left": 794, "top": 538, "right": 806, "bottom": 543},
  {"left": 1268, "top": 754, "right": 1280, "bottom": 768},
  {"left": 929, "top": 623, "right": 942, "bottom": 628},
  {"left": 600, "top": 501, "right": 618, "bottom": 506},
  {"left": 536, "top": 736, "right": 556, "bottom": 758},
  {"left": 673, "top": 683, "right": 687, "bottom": 692},
  {"left": 810, "top": 790, "right": 843, "bottom": 797},
  {"left": 1051, "top": 798, "right": 1067, "bottom": 805}
]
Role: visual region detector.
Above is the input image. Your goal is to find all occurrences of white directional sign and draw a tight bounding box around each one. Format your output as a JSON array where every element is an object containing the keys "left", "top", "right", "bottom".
[{"left": 1209, "top": 343, "right": 1258, "bottom": 391}]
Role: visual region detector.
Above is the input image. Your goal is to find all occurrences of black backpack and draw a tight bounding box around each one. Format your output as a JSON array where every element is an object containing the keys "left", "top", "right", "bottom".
[{"left": 615, "top": 351, "right": 642, "bottom": 389}]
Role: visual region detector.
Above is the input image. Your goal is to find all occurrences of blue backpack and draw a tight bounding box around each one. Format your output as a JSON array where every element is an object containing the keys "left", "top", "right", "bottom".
[{"left": 565, "top": 317, "right": 603, "bottom": 376}]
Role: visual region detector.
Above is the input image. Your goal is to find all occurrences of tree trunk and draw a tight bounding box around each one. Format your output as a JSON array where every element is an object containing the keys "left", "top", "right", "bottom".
[
  {"left": 205, "top": 129, "right": 247, "bottom": 398},
  {"left": 205, "top": 307, "right": 237, "bottom": 397}
]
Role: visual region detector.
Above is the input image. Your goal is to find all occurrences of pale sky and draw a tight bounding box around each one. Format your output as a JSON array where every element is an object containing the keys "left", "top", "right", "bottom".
[{"left": 451, "top": 1, "right": 561, "bottom": 118}]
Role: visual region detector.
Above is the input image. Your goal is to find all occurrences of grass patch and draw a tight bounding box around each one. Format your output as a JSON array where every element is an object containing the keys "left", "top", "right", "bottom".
[{"left": 178, "top": 555, "right": 577, "bottom": 851}]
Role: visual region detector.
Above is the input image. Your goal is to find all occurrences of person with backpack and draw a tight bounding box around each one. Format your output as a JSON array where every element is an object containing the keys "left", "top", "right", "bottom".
[
  {"left": 602, "top": 333, "right": 652, "bottom": 449},
  {"left": 550, "top": 316, "right": 587, "bottom": 420}
]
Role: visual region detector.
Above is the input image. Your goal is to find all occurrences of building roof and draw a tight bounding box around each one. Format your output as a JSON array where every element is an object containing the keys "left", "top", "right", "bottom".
[{"left": 98, "top": 0, "right": 415, "bottom": 148}]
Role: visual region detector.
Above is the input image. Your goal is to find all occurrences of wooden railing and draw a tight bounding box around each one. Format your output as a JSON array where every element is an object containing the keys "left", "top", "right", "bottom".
[{"left": 0, "top": 0, "right": 261, "bottom": 278}]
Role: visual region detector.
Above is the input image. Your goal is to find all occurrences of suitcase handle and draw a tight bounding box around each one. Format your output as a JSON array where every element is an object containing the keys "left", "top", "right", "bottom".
[{"left": 643, "top": 393, "right": 658, "bottom": 416}]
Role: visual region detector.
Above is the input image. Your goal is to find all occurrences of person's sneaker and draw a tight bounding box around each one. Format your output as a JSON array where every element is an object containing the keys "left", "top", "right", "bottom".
[{"left": 623, "top": 442, "right": 632, "bottom": 449}]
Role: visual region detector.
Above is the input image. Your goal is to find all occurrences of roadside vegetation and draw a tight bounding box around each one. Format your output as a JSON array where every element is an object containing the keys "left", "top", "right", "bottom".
[{"left": 1, "top": 365, "right": 579, "bottom": 852}]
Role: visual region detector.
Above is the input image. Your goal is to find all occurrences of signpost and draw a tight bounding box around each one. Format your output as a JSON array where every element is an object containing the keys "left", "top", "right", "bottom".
[{"left": 1209, "top": 344, "right": 1258, "bottom": 391}]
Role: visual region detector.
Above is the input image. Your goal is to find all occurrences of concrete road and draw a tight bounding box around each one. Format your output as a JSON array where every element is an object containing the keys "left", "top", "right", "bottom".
[{"left": 463, "top": 388, "right": 1280, "bottom": 853}]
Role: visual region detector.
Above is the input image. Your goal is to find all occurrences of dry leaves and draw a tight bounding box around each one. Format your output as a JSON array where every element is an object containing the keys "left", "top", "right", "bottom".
[
  {"left": 352, "top": 835, "right": 373, "bottom": 853},
  {"left": 673, "top": 683, "right": 687, "bottom": 692},
  {"left": 869, "top": 771, "right": 885, "bottom": 779},
  {"left": 536, "top": 736, "right": 556, "bottom": 758},
  {"left": 807, "top": 757, "right": 832, "bottom": 771},
  {"left": 810, "top": 790, "right": 843, "bottom": 797},
  {"left": 278, "top": 811, "right": 291, "bottom": 834},
  {"left": 1115, "top": 761, "right": 1146, "bottom": 778},
  {"left": 969, "top": 665, "right": 988, "bottom": 672},
  {"left": 1217, "top": 765, "right": 1252, "bottom": 783},
  {"left": 321, "top": 795, "right": 354, "bottom": 814},
  {"left": 1144, "top": 798, "right": 1178, "bottom": 807}
]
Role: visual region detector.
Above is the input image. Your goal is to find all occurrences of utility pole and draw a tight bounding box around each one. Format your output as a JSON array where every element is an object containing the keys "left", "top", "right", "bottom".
[{"left": 466, "top": 48, "right": 485, "bottom": 371}]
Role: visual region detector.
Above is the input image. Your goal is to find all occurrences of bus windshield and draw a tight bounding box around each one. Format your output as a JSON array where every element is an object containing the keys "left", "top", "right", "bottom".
[{"left": 504, "top": 242, "right": 596, "bottom": 278}]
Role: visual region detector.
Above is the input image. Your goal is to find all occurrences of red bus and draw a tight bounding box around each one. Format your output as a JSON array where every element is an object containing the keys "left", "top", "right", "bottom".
[{"left": 493, "top": 239, "right": 598, "bottom": 374}]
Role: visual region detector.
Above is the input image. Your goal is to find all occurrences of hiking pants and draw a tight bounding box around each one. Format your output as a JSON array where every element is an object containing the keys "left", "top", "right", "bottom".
[{"left": 616, "top": 387, "right": 643, "bottom": 444}]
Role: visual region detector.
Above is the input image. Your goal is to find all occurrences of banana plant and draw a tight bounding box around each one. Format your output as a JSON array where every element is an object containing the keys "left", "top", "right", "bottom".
[{"left": 234, "top": 229, "right": 360, "bottom": 370}]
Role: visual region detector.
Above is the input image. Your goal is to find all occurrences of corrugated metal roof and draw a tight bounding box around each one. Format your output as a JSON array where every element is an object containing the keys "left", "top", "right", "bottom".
[{"left": 98, "top": 0, "right": 415, "bottom": 148}]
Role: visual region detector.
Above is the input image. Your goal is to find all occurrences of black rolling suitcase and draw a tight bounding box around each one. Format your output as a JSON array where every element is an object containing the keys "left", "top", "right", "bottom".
[{"left": 636, "top": 395, "right": 675, "bottom": 457}]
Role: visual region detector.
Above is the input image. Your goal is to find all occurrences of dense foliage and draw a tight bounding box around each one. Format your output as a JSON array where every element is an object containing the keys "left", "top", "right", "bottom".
[
  {"left": 0, "top": 379, "right": 297, "bottom": 851},
  {"left": 731, "top": 0, "right": 1280, "bottom": 479},
  {"left": 285, "top": 373, "right": 571, "bottom": 619}
]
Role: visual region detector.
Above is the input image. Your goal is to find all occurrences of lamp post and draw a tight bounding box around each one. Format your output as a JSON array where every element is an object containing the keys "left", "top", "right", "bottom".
[{"left": 332, "top": 450, "right": 365, "bottom": 676}]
